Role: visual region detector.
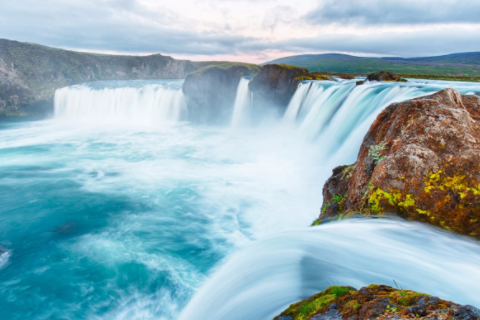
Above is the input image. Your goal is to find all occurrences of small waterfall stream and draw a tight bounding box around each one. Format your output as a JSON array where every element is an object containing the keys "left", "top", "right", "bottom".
[
  {"left": 283, "top": 79, "right": 480, "bottom": 165},
  {"left": 231, "top": 78, "right": 252, "bottom": 127}
]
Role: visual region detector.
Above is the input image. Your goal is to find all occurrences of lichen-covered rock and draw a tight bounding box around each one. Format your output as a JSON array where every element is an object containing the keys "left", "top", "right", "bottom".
[
  {"left": 182, "top": 63, "right": 259, "bottom": 124},
  {"left": 274, "top": 285, "right": 480, "bottom": 320},
  {"left": 249, "top": 64, "right": 325, "bottom": 112},
  {"left": 366, "top": 71, "right": 407, "bottom": 82},
  {"left": 316, "top": 89, "right": 480, "bottom": 239}
]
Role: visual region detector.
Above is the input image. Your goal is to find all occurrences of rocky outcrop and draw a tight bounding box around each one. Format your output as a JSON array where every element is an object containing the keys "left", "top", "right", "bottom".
[
  {"left": 274, "top": 285, "right": 480, "bottom": 320},
  {"left": 366, "top": 71, "right": 407, "bottom": 82},
  {"left": 248, "top": 64, "right": 325, "bottom": 113},
  {"left": 182, "top": 63, "right": 260, "bottom": 124},
  {"left": 316, "top": 89, "right": 480, "bottom": 239},
  {"left": 0, "top": 39, "right": 209, "bottom": 116}
]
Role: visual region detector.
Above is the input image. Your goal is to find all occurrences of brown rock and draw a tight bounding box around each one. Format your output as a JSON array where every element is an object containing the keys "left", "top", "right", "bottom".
[
  {"left": 318, "top": 89, "right": 480, "bottom": 239},
  {"left": 182, "top": 64, "right": 259, "bottom": 124},
  {"left": 274, "top": 284, "right": 476, "bottom": 320},
  {"left": 366, "top": 71, "right": 407, "bottom": 82},
  {"left": 249, "top": 64, "right": 320, "bottom": 111}
]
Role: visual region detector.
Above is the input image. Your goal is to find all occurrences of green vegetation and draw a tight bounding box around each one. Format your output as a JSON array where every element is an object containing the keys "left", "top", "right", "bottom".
[
  {"left": 267, "top": 53, "right": 480, "bottom": 77},
  {"left": 274, "top": 286, "right": 355, "bottom": 320},
  {"left": 368, "top": 141, "right": 387, "bottom": 164},
  {"left": 398, "top": 73, "right": 480, "bottom": 82},
  {"left": 275, "top": 285, "right": 454, "bottom": 320},
  {"left": 189, "top": 61, "right": 260, "bottom": 76}
]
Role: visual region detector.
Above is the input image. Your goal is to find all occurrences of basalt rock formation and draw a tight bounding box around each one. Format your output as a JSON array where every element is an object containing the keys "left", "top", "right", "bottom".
[
  {"left": 274, "top": 285, "right": 480, "bottom": 320},
  {"left": 182, "top": 63, "right": 326, "bottom": 124},
  {"left": 366, "top": 71, "right": 407, "bottom": 82},
  {"left": 316, "top": 89, "right": 480, "bottom": 239},
  {"left": 181, "top": 63, "right": 260, "bottom": 124},
  {"left": 0, "top": 39, "right": 211, "bottom": 116},
  {"left": 248, "top": 64, "right": 327, "bottom": 113}
]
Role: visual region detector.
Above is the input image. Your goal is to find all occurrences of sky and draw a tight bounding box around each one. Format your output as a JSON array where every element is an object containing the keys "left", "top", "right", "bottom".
[{"left": 1, "top": 0, "right": 480, "bottom": 63}]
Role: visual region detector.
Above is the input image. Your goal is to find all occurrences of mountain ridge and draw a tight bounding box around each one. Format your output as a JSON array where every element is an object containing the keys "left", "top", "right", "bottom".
[{"left": 266, "top": 52, "right": 480, "bottom": 75}]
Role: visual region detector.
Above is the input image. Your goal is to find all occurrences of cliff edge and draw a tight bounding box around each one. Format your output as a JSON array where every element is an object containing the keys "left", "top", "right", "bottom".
[
  {"left": 316, "top": 89, "right": 480, "bottom": 239},
  {"left": 0, "top": 39, "right": 207, "bottom": 116}
]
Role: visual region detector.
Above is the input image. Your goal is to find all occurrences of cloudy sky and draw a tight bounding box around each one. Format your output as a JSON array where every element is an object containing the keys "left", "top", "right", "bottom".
[{"left": 1, "top": 0, "right": 480, "bottom": 63}]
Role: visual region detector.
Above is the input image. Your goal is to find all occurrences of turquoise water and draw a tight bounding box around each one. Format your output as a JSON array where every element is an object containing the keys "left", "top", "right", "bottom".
[
  {"left": 0, "top": 117, "right": 322, "bottom": 319},
  {"left": 2, "top": 78, "right": 480, "bottom": 319}
]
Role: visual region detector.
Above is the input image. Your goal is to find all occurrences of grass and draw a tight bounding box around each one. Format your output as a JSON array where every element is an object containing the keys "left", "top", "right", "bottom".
[
  {"left": 268, "top": 53, "right": 480, "bottom": 77},
  {"left": 398, "top": 73, "right": 480, "bottom": 82},
  {"left": 189, "top": 62, "right": 260, "bottom": 76}
]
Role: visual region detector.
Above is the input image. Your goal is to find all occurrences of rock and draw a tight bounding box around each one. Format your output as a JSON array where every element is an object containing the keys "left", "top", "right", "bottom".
[
  {"left": 317, "top": 89, "right": 480, "bottom": 239},
  {"left": 454, "top": 305, "right": 480, "bottom": 320},
  {"left": 366, "top": 71, "right": 407, "bottom": 82},
  {"left": 311, "top": 309, "right": 342, "bottom": 320},
  {"left": 0, "top": 247, "right": 10, "bottom": 269},
  {"left": 55, "top": 222, "right": 76, "bottom": 234},
  {"left": 274, "top": 286, "right": 356, "bottom": 320},
  {"left": 182, "top": 63, "right": 260, "bottom": 124},
  {"left": 274, "top": 284, "right": 476, "bottom": 320},
  {"left": 248, "top": 64, "right": 323, "bottom": 114}
]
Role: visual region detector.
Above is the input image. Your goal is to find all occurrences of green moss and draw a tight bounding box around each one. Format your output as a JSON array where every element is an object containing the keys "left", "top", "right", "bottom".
[
  {"left": 343, "top": 300, "right": 360, "bottom": 313},
  {"left": 274, "top": 286, "right": 356, "bottom": 320},
  {"left": 277, "top": 64, "right": 309, "bottom": 72},
  {"left": 342, "top": 165, "right": 355, "bottom": 179},
  {"left": 389, "top": 290, "right": 429, "bottom": 306},
  {"left": 275, "top": 284, "right": 456, "bottom": 320},
  {"left": 189, "top": 62, "right": 260, "bottom": 76}
]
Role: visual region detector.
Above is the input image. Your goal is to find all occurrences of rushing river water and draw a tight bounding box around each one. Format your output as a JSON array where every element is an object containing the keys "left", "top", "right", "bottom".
[{"left": 1, "top": 79, "right": 480, "bottom": 319}]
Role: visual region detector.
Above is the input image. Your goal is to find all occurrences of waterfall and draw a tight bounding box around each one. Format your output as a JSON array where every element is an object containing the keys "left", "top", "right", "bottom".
[
  {"left": 54, "top": 80, "right": 186, "bottom": 126},
  {"left": 284, "top": 79, "right": 480, "bottom": 165},
  {"left": 230, "top": 78, "right": 251, "bottom": 127},
  {"left": 178, "top": 218, "right": 480, "bottom": 320}
]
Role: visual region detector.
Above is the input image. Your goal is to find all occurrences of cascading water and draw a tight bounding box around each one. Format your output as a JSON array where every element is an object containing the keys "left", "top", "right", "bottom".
[
  {"left": 1, "top": 78, "right": 480, "bottom": 320},
  {"left": 54, "top": 80, "right": 187, "bottom": 126},
  {"left": 178, "top": 218, "right": 480, "bottom": 320},
  {"left": 231, "top": 78, "right": 252, "bottom": 127},
  {"left": 284, "top": 79, "right": 480, "bottom": 165}
]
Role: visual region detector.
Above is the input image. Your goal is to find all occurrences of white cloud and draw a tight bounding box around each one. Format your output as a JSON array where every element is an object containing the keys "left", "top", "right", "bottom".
[{"left": 1, "top": 0, "right": 480, "bottom": 63}]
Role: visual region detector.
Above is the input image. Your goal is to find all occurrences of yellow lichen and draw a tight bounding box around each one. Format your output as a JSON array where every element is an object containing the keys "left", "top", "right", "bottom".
[
  {"left": 368, "top": 188, "right": 415, "bottom": 214},
  {"left": 365, "top": 170, "right": 480, "bottom": 238}
]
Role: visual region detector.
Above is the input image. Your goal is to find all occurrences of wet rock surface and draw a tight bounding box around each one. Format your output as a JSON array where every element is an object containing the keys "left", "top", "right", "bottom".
[
  {"left": 316, "top": 89, "right": 480, "bottom": 239},
  {"left": 366, "top": 71, "right": 407, "bottom": 82},
  {"left": 274, "top": 285, "right": 479, "bottom": 320},
  {"left": 182, "top": 63, "right": 259, "bottom": 124},
  {"left": 248, "top": 64, "right": 324, "bottom": 112}
]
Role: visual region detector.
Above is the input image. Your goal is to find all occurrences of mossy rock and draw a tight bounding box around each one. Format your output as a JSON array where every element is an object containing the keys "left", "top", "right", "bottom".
[
  {"left": 316, "top": 89, "right": 480, "bottom": 239},
  {"left": 274, "top": 284, "right": 480, "bottom": 320}
]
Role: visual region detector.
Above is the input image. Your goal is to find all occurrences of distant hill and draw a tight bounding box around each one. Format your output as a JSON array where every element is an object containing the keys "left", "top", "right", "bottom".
[{"left": 267, "top": 52, "right": 480, "bottom": 76}]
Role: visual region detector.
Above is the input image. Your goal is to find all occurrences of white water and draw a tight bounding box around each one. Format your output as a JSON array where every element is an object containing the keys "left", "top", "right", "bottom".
[
  {"left": 2, "top": 78, "right": 480, "bottom": 319},
  {"left": 284, "top": 79, "right": 480, "bottom": 166},
  {"left": 54, "top": 80, "right": 186, "bottom": 127},
  {"left": 178, "top": 218, "right": 480, "bottom": 320},
  {"left": 231, "top": 78, "right": 252, "bottom": 127}
]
